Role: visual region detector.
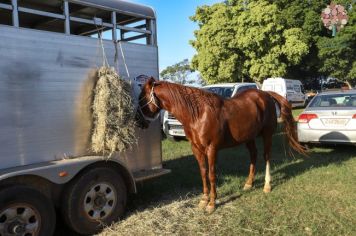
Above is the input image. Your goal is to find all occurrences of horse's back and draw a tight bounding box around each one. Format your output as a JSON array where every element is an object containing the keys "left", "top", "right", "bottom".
[
  {"left": 221, "top": 89, "right": 277, "bottom": 143},
  {"left": 228, "top": 89, "right": 274, "bottom": 112}
]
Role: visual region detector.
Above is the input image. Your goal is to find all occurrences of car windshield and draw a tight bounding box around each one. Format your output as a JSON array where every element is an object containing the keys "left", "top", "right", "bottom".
[
  {"left": 309, "top": 93, "right": 356, "bottom": 108},
  {"left": 205, "top": 87, "right": 234, "bottom": 98}
]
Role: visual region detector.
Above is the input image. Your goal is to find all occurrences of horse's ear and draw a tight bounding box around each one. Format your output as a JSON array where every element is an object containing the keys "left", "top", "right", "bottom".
[{"left": 147, "top": 77, "right": 156, "bottom": 86}]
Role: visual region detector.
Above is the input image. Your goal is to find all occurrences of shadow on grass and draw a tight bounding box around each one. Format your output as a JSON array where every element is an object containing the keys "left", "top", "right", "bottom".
[
  {"left": 55, "top": 137, "right": 355, "bottom": 235},
  {"left": 129, "top": 135, "right": 355, "bottom": 212}
]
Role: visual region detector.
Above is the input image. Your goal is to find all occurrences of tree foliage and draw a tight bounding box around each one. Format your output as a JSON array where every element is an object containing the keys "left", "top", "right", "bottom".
[
  {"left": 160, "top": 59, "right": 196, "bottom": 85},
  {"left": 190, "top": 0, "right": 355, "bottom": 84},
  {"left": 317, "top": 1, "right": 356, "bottom": 81}
]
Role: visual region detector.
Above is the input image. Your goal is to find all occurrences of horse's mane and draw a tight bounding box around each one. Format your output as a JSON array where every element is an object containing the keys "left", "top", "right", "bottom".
[{"left": 159, "top": 81, "right": 219, "bottom": 121}]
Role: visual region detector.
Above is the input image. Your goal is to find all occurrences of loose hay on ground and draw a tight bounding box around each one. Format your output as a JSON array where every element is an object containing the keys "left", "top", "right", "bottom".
[{"left": 98, "top": 196, "right": 228, "bottom": 236}]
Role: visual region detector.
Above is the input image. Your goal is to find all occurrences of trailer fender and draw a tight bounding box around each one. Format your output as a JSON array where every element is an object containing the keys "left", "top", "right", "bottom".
[{"left": 0, "top": 156, "right": 136, "bottom": 193}]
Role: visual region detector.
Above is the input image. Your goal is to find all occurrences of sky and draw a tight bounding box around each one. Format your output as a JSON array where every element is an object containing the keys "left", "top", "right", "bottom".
[{"left": 128, "top": 0, "right": 221, "bottom": 71}]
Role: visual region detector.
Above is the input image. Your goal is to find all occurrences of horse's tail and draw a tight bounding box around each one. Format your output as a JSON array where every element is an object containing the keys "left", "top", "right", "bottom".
[{"left": 266, "top": 91, "right": 307, "bottom": 156}]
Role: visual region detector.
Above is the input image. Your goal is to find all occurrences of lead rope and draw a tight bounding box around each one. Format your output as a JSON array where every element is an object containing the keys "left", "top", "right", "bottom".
[
  {"left": 99, "top": 32, "right": 109, "bottom": 67},
  {"left": 95, "top": 18, "right": 130, "bottom": 78},
  {"left": 114, "top": 39, "right": 119, "bottom": 73},
  {"left": 118, "top": 41, "right": 130, "bottom": 78},
  {"left": 94, "top": 21, "right": 109, "bottom": 68}
]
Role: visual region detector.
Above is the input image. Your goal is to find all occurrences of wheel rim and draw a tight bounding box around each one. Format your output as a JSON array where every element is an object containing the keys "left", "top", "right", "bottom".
[
  {"left": 83, "top": 182, "right": 117, "bottom": 221},
  {"left": 0, "top": 204, "right": 41, "bottom": 236}
]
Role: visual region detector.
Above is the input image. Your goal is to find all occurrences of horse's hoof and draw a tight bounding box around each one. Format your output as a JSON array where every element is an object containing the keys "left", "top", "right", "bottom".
[
  {"left": 243, "top": 184, "right": 253, "bottom": 191},
  {"left": 205, "top": 204, "right": 215, "bottom": 214},
  {"left": 198, "top": 200, "right": 208, "bottom": 209},
  {"left": 263, "top": 185, "right": 271, "bottom": 193}
]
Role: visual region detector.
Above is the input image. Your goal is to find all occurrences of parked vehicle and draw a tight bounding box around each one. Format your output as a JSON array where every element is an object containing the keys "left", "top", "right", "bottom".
[
  {"left": 163, "top": 83, "right": 259, "bottom": 140},
  {"left": 297, "top": 90, "right": 356, "bottom": 145},
  {"left": 204, "top": 82, "right": 258, "bottom": 97},
  {"left": 262, "top": 77, "right": 307, "bottom": 108},
  {"left": 305, "top": 91, "right": 317, "bottom": 105},
  {"left": 0, "top": 1, "right": 169, "bottom": 235}
]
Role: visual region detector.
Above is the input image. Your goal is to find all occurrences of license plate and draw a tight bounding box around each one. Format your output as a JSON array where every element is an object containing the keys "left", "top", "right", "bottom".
[
  {"left": 172, "top": 130, "right": 185, "bottom": 135},
  {"left": 322, "top": 118, "right": 348, "bottom": 127}
]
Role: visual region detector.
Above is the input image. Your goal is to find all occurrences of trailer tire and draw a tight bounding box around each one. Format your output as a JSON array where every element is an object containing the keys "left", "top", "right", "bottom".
[
  {"left": 0, "top": 186, "right": 56, "bottom": 236},
  {"left": 61, "top": 167, "right": 127, "bottom": 235}
]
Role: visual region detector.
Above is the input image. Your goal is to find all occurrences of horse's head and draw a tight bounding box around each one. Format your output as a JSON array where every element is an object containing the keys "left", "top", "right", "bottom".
[{"left": 138, "top": 77, "right": 161, "bottom": 123}]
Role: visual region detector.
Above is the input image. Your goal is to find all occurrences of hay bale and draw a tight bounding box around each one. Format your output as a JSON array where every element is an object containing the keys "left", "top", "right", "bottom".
[{"left": 91, "top": 66, "right": 137, "bottom": 155}]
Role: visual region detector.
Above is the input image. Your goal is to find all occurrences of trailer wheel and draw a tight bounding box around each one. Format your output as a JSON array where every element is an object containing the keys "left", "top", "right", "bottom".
[
  {"left": 61, "top": 167, "right": 127, "bottom": 235},
  {"left": 0, "top": 186, "right": 55, "bottom": 236}
]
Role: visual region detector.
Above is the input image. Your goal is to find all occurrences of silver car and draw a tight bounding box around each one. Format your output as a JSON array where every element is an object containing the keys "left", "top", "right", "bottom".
[{"left": 297, "top": 90, "right": 356, "bottom": 145}]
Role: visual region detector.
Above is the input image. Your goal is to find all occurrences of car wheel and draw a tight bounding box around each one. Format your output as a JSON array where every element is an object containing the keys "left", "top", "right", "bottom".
[
  {"left": 61, "top": 167, "right": 127, "bottom": 235},
  {"left": 167, "top": 135, "right": 184, "bottom": 142},
  {"left": 166, "top": 134, "right": 175, "bottom": 141},
  {"left": 0, "top": 186, "right": 56, "bottom": 236}
]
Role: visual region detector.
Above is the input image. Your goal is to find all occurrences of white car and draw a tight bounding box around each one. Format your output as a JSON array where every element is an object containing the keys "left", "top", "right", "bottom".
[
  {"left": 297, "top": 90, "right": 356, "bottom": 145},
  {"left": 163, "top": 83, "right": 259, "bottom": 140},
  {"left": 204, "top": 82, "right": 258, "bottom": 97},
  {"left": 162, "top": 111, "right": 186, "bottom": 140},
  {"left": 262, "top": 77, "right": 307, "bottom": 108}
]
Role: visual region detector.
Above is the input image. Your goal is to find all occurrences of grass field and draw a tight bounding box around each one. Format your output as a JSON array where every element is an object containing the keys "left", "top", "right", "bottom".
[{"left": 100, "top": 109, "right": 356, "bottom": 236}]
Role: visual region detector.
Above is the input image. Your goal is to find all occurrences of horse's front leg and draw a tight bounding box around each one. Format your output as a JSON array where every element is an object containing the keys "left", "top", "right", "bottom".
[
  {"left": 191, "top": 145, "right": 209, "bottom": 209},
  {"left": 206, "top": 147, "right": 217, "bottom": 214}
]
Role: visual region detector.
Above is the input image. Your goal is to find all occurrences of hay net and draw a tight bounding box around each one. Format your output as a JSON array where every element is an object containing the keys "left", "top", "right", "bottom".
[{"left": 91, "top": 66, "right": 137, "bottom": 155}]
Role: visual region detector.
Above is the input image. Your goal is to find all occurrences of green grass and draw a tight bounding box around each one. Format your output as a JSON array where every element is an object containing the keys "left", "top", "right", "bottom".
[
  {"left": 100, "top": 109, "right": 356, "bottom": 236},
  {"left": 292, "top": 108, "right": 304, "bottom": 118}
]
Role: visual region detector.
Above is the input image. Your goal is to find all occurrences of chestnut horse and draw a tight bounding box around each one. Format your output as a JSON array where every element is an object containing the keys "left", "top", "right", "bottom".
[{"left": 139, "top": 78, "right": 305, "bottom": 213}]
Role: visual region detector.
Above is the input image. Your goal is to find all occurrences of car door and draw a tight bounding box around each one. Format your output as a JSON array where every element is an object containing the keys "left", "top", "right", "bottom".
[{"left": 294, "top": 84, "right": 305, "bottom": 103}]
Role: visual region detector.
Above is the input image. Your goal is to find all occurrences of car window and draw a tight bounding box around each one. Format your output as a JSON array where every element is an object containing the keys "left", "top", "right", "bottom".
[
  {"left": 206, "top": 87, "right": 234, "bottom": 98},
  {"left": 286, "top": 85, "right": 294, "bottom": 92},
  {"left": 309, "top": 94, "right": 356, "bottom": 107},
  {"left": 237, "top": 85, "right": 257, "bottom": 93},
  {"left": 294, "top": 85, "right": 301, "bottom": 93},
  {"left": 236, "top": 86, "right": 249, "bottom": 93}
]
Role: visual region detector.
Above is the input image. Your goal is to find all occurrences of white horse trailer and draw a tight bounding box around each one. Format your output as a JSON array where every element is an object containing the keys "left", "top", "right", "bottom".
[{"left": 0, "top": 1, "right": 169, "bottom": 235}]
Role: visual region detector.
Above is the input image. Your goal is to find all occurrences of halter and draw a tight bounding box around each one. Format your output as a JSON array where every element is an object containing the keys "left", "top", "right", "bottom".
[
  {"left": 138, "top": 82, "right": 161, "bottom": 121},
  {"left": 139, "top": 83, "right": 160, "bottom": 109}
]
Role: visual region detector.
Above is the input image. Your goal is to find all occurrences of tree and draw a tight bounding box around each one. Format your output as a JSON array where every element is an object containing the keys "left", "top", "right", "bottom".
[
  {"left": 317, "top": 1, "right": 355, "bottom": 82},
  {"left": 274, "top": 0, "right": 355, "bottom": 82},
  {"left": 160, "top": 59, "right": 195, "bottom": 84},
  {"left": 190, "top": 0, "right": 309, "bottom": 84},
  {"left": 190, "top": 0, "right": 355, "bottom": 85},
  {"left": 196, "top": 73, "right": 207, "bottom": 86},
  {"left": 190, "top": 3, "right": 243, "bottom": 84},
  {"left": 274, "top": 0, "right": 329, "bottom": 80}
]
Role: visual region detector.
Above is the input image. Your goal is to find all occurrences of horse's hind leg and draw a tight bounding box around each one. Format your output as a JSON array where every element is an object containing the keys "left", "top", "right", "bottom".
[
  {"left": 243, "top": 140, "right": 257, "bottom": 191},
  {"left": 262, "top": 133, "right": 273, "bottom": 193}
]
